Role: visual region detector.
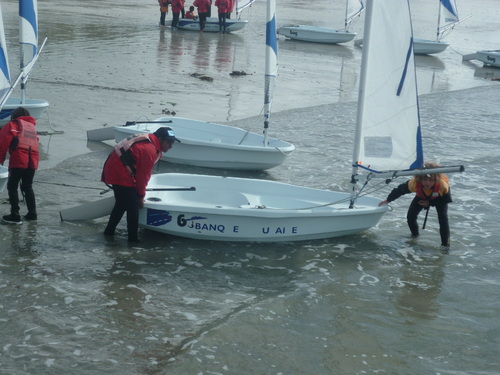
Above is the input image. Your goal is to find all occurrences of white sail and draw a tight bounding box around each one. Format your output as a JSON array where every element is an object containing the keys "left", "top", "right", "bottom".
[
  {"left": 0, "top": 4, "right": 11, "bottom": 103},
  {"left": 352, "top": 0, "right": 423, "bottom": 174},
  {"left": 345, "top": 0, "right": 365, "bottom": 29},
  {"left": 263, "top": 0, "right": 277, "bottom": 146},
  {"left": 20, "top": 0, "right": 38, "bottom": 83},
  {"left": 438, "top": 0, "right": 459, "bottom": 39}
]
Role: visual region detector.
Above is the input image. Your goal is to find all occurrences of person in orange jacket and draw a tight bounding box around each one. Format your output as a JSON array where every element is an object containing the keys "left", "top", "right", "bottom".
[
  {"left": 158, "top": 0, "right": 170, "bottom": 26},
  {"left": 215, "top": 0, "right": 228, "bottom": 33},
  {"left": 101, "top": 127, "right": 179, "bottom": 242},
  {"left": 193, "top": 0, "right": 211, "bottom": 32},
  {"left": 378, "top": 163, "right": 452, "bottom": 251},
  {"left": 0, "top": 107, "right": 39, "bottom": 224}
]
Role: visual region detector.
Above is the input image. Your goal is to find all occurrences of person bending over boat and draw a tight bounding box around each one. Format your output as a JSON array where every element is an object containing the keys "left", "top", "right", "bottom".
[
  {"left": 101, "top": 127, "right": 179, "bottom": 242},
  {"left": 378, "top": 163, "right": 452, "bottom": 252},
  {"left": 0, "top": 107, "right": 39, "bottom": 224}
]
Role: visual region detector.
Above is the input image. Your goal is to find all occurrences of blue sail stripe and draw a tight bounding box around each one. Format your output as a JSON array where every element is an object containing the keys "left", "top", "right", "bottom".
[
  {"left": 266, "top": 16, "right": 277, "bottom": 57},
  {"left": 396, "top": 38, "right": 413, "bottom": 96}
]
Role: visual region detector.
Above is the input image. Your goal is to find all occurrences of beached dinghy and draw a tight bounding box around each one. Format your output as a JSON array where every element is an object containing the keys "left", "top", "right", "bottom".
[
  {"left": 113, "top": 117, "right": 295, "bottom": 170},
  {"left": 462, "top": 50, "right": 500, "bottom": 68},
  {"left": 0, "top": 0, "right": 49, "bottom": 127},
  {"left": 176, "top": 0, "right": 255, "bottom": 33},
  {"left": 136, "top": 0, "right": 463, "bottom": 242},
  {"left": 277, "top": 0, "right": 364, "bottom": 44},
  {"left": 413, "top": 0, "right": 464, "bottom": 55}
]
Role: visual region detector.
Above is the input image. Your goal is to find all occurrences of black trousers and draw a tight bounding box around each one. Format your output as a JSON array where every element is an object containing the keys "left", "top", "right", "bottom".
[
  {"left": 105, "top": 185, "right": 140, "bottom": 241},
  {"left": 160, "top": 11, "right": 167, "bottom": 26},
  {"left": 218, "top": 13, "right": 226, "bottom": 31},
  {"left": 407, "top": 196, "right": 450, "bottom": 247},
  {"left": 7, "top": 168, "right": 36, "bottom": 216},
  {"left": 199, "top": 12, "right": 208, "bottom": 30},
  {"left": 172, "top": 12, "right": 180, "bottom": 27}
]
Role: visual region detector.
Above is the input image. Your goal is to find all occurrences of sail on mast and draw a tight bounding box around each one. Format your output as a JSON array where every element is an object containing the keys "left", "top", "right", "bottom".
[
  {"left": 352, "top": 0, "right": 423, "bottom": 177},
  {"left": 263, "top": 0, "right": 277, "bottom": 147},
  {"left": 19, "top": 0, "right": 41, "bottom": 102},
  {"left": 0, "top": 4, "right": 11, "bottom": 103},
  {"left": 437, "top": 0, "right": 459, "bottom": 40}
]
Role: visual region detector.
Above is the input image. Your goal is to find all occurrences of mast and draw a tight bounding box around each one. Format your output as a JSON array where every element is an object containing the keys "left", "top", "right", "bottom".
[
  {"left": 349, "top": 0, "right": 373, "bottom": 208},
  {"left": 436, "top": 0, "right": 442, "bottom": 41},
  {"left": 263, "top": 0, "right": 277, "bottom": 147}
]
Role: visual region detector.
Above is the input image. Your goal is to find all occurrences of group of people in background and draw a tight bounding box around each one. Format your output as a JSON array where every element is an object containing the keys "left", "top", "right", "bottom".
[{"left": 158, "top": 0, "right": 235, "bottom": 33}]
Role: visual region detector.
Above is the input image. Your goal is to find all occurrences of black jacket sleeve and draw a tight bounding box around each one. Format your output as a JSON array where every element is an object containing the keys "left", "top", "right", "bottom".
[{"left": 386, "top": 181, "right": 411, "bottom": 202}]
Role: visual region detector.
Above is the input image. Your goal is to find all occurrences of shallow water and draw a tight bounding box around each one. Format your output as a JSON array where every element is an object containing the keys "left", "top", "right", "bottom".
[{"left": 1, "top": 0, "right": 499, "bottom": 374}]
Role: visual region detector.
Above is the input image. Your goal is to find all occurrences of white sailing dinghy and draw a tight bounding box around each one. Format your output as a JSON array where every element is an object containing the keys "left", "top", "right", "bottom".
[
  {"left": 413, "top": 0, "right": 462, "bottom": 55},
  {"left": 462, "top": 50, "right": 500, "bottom": 68},
  {"left": 176, "top": 0, "right": 255, "bottom": 33},
  {"left": 277, "top": 0, "right": 364, "bottom": 44},
  {"left": 112, "top": 117, "right": 295, "bottom": 170},
  {"left": 133, "top": 0, "right": 463, "bottom": 242},
  {"left": 0, "top": 0, "right": 49, "bottom": 127}
]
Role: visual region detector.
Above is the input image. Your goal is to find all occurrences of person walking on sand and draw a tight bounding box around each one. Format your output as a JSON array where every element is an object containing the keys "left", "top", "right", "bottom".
[
  {"left": 101, "top": 127, "right": 179, "bottom": 242},
  {"left": 0, "top": 107, "right": 39, "bottom": 224},
  {"left": 193, "top": 0, "right": 211, "bottom": 32},
  {"left": 215, "top": 0, "right": 228, "bottom": 33},
  {"left": 378, "top": 163, "right": 453, "bottom": 252}
]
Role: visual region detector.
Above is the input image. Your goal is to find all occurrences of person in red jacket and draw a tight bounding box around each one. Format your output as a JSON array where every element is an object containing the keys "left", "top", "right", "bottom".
[
  {"left": 185, "top": 5, "right": 197, "bottom": 19},
  {"left": 0, "top": 107, "right": 39, "bottom": 224},
  {"left": 101, "top": 127, "right": 179, "bottom": 242},
  {"left": 171, "top": 0, "right": 184, "bottom": 28},
  {"left": 215, "top": 0, "right": 228, "bottom": 33},
  {"left": 193, "top": 0, "right": 211, "bottom": 32}
]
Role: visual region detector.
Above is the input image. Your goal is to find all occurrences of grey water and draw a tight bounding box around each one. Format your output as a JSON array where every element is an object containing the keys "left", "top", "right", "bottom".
[{"left": 1, "top": 0, "right": 499, "bottom": 374}]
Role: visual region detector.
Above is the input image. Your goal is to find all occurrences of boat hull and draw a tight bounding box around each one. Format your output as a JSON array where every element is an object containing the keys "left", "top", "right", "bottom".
[
  {"left": 139, "top": 173, "right": 388, "bottom": 242},
  {"left": 277, "top": 25, "right": 356, "bottom": 44},
  {"left": 474, "top": 50, "right": 500, "bottom": 68},
  {"left": 0, "top": 165, "right": 8, "bottom": 192},
  {"left": 413, "top": 38, "right": 449, "bottom": 55},
  {"left": 176, "top": 17, "right": 248, "bottom": 32},
  {"left": 0, "top": 97, "right": 49, "bottom": 127},
  {"left": 114, "top": 117, "right": 295, "bottom": 170}
]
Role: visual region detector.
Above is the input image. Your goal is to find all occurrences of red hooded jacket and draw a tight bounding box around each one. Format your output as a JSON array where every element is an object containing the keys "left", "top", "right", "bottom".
[
  {"left": 101, "top": 134, "right": 162, "bottom": 197},
  {"left": 193, "top": 0, "right": 211, "bottom": 14},
  {"left": 0, "top": 115, "right": 39, "bottom": 170}
]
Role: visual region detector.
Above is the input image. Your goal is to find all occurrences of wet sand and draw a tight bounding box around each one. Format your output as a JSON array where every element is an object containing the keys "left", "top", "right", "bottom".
[{"left": 1, "top": 0, "right": 499, "bottom": 170}]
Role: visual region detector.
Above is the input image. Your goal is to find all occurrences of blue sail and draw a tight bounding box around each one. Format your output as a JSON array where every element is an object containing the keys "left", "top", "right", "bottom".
[{"left": 19, "top": 0, "right": 38, "bottom": 74}]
